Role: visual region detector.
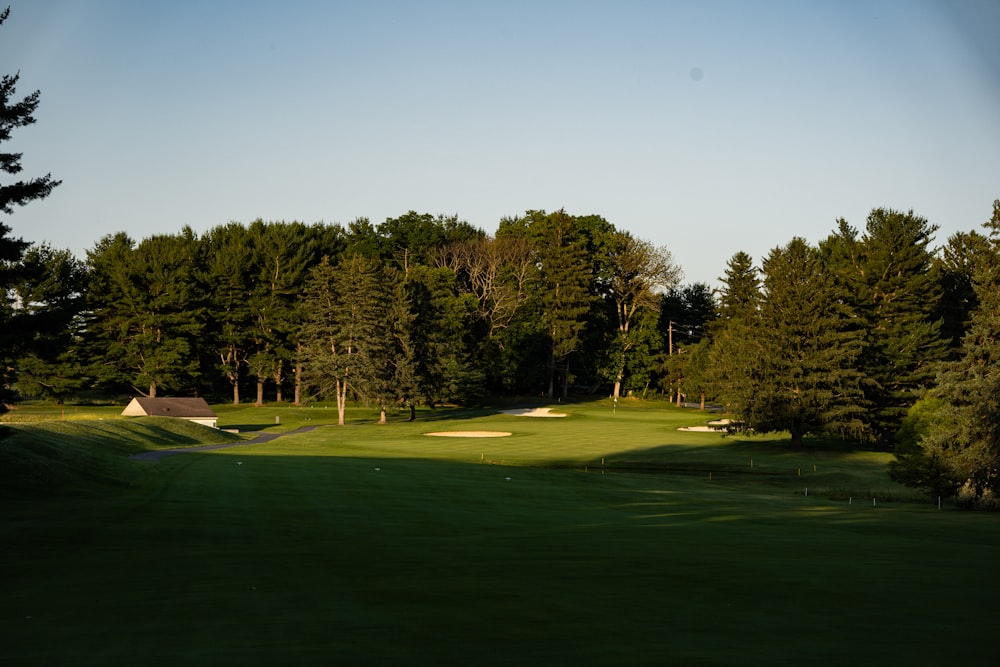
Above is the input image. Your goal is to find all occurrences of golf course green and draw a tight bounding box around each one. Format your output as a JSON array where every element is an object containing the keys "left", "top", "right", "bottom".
[{"left": 2, "top": 400, "right": 997, "bottom": 665}]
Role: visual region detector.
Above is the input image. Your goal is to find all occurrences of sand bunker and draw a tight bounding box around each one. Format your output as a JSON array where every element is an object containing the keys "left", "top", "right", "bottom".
[
  {"left": 678, "top": 419, "right": 732, "bottom": 432},
  {"left": 501, "top": 407, "right": 568, "bottom": 417},
  {"left": 424, "top": 431, "right": 512, "bottom": 438}
]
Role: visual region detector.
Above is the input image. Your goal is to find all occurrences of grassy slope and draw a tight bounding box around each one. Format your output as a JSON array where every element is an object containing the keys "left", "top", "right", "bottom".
[
  {"left": 2, "top": 402, "right": 998, "bottom": 666},
  {"left": 0, "top": 417, "right": 243, "bottom": 496}
]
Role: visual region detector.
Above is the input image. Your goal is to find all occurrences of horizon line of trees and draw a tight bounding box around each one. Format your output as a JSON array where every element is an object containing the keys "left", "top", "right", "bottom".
[
  {"left": 2, "top": 5, "right": 997, "bottom": 506},
  {"left": 5, "top": 210, "right": 690, "bottom": 409}
]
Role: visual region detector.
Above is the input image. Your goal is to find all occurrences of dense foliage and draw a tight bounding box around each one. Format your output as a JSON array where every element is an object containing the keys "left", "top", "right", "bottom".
[
  {"left": 2, "top": 7, "right": 998, "bottom": 505},
  {"left": 1, "top": 6, "right": 61, "bottom": 415}
]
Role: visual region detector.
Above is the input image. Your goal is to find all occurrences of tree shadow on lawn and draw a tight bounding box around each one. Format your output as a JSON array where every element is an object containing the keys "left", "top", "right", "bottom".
[{"left": 6, "top": 449, "right": 996, "bottom": 666}]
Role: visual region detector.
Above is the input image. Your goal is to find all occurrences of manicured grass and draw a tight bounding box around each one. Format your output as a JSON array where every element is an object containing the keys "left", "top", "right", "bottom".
[{"left": 2, "top": 401, "right": 997, "bottom": 665}]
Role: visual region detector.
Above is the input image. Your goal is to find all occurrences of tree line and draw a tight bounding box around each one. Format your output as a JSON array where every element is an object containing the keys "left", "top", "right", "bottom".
[
  {"left": 1, "top": 6, "right": 997, "bottom": 505},
  {"left": 3, "top": 211, "right": 686, "bottom": 409}
]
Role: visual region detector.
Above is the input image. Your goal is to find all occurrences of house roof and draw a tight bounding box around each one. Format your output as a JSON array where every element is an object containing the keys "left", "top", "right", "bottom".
[{"left": 121, "top": 397, "right": 217, "bottom": 419}]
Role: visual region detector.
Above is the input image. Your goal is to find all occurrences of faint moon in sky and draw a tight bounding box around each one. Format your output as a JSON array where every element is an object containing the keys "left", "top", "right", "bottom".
[{"left": 689, "top": 67, "right": 704, "bottom": 81}]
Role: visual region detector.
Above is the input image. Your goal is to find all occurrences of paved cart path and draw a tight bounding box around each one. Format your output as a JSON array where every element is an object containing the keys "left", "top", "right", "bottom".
[{"left": 130, "top": 425, "right": 321, "bottom": 461}]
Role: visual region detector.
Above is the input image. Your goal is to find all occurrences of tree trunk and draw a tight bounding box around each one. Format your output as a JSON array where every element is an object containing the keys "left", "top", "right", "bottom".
[
  {"left": 613, "top": 379, "right": 622, "bottom": 399},
  {"left": 789, "top": 427, "right": 803, "bottom": 449},
  {"left": 336, "top": 379, "right": 346, "bottom": 426},
  {"left": 562, "top": 360, "right": 570, "bottom": 399},
  {"left": 255, "top": 378, "right": 264, "bottom": 407},
  {"left": 547, "top": 348, "right": 556, "bottom": 399},
  {"left": 273, "top": 368, "right": 283, "bottom": 403},
  {"left": 149, "top": 383, "right": 157, "bottom": 398},
  {"left": 294, "top": 348, "right": 302, "bottom": 406},
  {"left": 379, "top": 404, "right": 387, "bottom": 424},
  {"left": 232, "top": 381, "right": 240, "bottom": 405}
]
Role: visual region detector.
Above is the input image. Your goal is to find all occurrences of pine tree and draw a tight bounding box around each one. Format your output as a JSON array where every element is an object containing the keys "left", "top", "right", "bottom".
[
  {"left": 826, "top": 209, "right": 948, "bottom": 447},
  {"left": 708, "top": 251, "right": 762, "bottom": 415},
  {"left": 84, "top": 231, "right": 203, "bottom": 397},
  {"left": 716, "top": 251, "right": 760, "bottom": 320},
  {"left": 892, "top": 201, "right": 1000, "bottom": 505},
  {"left": 200, "top": 223, "right": 255, "bottom": 404},
  {"left": 725, "top": 239, "right": 867, "bottom": 447},
  {"left": 528, "top": 211, "right": 594, "bottom": 398},
  {"left": 300, "top": 255, "right": 386, "bottom": 425},
  {"left": 7, "top": 244, "right": 87, "bottom": 402},
  {"left": 933, "top": 230, "right": 990, "bottom": 352},
  {"left": 245, "top": 220, "right": 326, "bottom": 405},
  {"left": 1, "top": 7, "right": 61, "bottom": 412}
]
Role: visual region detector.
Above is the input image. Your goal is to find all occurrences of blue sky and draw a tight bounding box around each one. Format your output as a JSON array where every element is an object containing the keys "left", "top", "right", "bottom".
[{"left": 3, "top": 0, "right": 998, "bottom": 285}]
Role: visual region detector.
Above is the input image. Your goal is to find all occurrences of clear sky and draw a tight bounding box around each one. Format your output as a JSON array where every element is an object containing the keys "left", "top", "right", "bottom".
[{"left": 3, "top": 0, "right": 998, "bottom": 286}]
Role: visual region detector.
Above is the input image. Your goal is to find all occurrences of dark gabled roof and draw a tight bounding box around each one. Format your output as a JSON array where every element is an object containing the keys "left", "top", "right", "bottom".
[{"left": 122, "top": 397, "right": 217, "bottom": 418}]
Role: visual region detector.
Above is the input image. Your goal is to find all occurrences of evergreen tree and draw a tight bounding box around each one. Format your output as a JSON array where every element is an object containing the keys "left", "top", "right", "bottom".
[
  {"left": 825, "top": 209, "right": 948, "bottom": 447},
  {"left": 892, "top": 200, "right": 1000, "bottom": 505},
  {"left": 725, "top": 239, "right": 867, "bottom": 447},
  {"left": 7, "top": 244, "right": 87, "bottom": 402},
  {"left": 378, "top": 211, "right": 484, "bottom": 269},
  {"left": 245, "top": 220, "right": 326, "bottom": 405},
  {"left": 1, "top": 7, "right": 61, "bottom": 411},
  {"left": 200, "top": 223, "right": 255, "bottom": 403},
  {"left": 513, "top": 210, "right": 594, "bottom": 398},
  {"left": 707, "top": 251, "right": 762, "bottom": 413},
  {"left": 716, "top": 251, "right": 760, "bottom": 319},
  {"left": 300, "top": 255, "right": 386, "bottom": 425},
  {"left": 933, "top": 230, "right": 990, "bottom": 352},
  {"left": 85, "top": 230, "right": 203, "bottom": 397},
  {"left": 660, "top": 283, "right": 716, "bottom": 352},
  {"left": 400, "top": 263, "right": 481, "bottom": 408}
]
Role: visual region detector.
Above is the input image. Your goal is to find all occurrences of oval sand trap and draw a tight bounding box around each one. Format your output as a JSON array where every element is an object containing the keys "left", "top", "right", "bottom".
[
  {"left": 500, "top": 407, "right": 567, "bottom": 417},
  {"left": 424, "top": 431, "right": 512, "bottom": 438}
]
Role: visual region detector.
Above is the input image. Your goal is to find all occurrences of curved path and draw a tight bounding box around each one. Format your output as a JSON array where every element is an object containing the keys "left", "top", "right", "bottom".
[{"left": 130, "top": 425, "right": 321, "bottom": 461}]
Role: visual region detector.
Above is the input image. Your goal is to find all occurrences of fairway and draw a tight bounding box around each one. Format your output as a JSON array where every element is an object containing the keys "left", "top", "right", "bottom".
[{"left": 2, "top": 402, "right": 998, "bottom": 666}]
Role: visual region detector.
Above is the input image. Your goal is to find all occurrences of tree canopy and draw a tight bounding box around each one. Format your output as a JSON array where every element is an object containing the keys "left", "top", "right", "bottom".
[{"left": 1, "top": 7, "right": 61, "bottom": 413}]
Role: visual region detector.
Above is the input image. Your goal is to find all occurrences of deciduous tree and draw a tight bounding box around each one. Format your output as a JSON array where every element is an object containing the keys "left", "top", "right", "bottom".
[{"left": 604, "top": 231, "right": 682, "bottom": 398}]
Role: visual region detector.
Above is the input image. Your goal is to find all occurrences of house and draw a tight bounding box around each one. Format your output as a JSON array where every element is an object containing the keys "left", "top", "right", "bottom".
[{"left": 121, "top": 397, "right": 218, "bottom": 429}]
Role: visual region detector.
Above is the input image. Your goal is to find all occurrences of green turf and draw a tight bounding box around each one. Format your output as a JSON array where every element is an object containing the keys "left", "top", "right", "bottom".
[{"left": 2, "top": 401, "right": 997, "bottom": 665}]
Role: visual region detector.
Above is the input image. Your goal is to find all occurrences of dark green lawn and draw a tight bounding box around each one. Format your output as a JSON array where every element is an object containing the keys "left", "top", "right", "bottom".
[{"left": 2, "top": 403, "right": 997, "bottom": 665}]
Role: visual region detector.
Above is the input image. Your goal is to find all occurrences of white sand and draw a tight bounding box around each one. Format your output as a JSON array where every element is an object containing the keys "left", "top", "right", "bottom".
[
  {"left": 678, "top": 419, "right": 732, "bottom": 432},
  {"left": 424, "top": 431, "right": 513, "bottom": 438},
  {"left": 500, "top": 407, "right": 568, "bottom": 417}
]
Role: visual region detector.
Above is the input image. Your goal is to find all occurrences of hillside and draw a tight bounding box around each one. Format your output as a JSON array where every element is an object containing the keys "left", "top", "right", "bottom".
[{"left": 0, "top": 417, "right": 243, "bottom": 497}]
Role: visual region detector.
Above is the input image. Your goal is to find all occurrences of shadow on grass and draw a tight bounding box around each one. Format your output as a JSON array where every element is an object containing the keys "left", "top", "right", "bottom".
[{"left": 4, "top": 447, "right": 996, "bottom": 666}]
